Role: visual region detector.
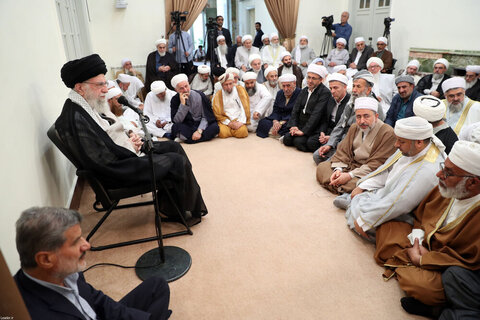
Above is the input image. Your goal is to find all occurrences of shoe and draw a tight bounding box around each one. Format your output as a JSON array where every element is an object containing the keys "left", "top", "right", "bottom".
[
  {"left": 400, "top": 297, "right": 443, "bottom": 318},
  {"left": 279, "top": 135, "right": 284, "bottom": 144},
  {"left": 333, "top": 193, "right": 351, "bottom": 210},
  {"left": 174, "top": 137, "right": 183, "bottom": 143}
]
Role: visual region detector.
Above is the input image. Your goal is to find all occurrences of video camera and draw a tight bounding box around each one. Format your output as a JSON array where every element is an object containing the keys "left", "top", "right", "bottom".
[
  {"left": 206, "top": 17, "right": 219, "bottom": 30},
  {"left": 384, "top": 17, "right": 395, "bottom": 28},
  {"left": 322, "top": 15, "right": 334, "bottom": 35},
  {"left": 171, "top": 11, "right": 188, "bottom": 26}
]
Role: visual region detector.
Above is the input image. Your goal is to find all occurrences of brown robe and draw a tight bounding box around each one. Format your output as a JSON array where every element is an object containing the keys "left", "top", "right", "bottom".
[
  {"left": 316, "top": 120, "right": 396, "bottom": 194},
  {"left": 376, "top": 187, "right": 480, "bottom": 305}
]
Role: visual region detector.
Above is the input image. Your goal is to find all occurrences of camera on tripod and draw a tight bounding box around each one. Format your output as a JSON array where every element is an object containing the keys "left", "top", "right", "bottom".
[
  {"left": 384, "top": 17, "right": 395, "bottom": 27},
  {"left": 171, "top": 11, "right": 188, "bottom": 26},
  {"left": 322, "top": 15, "right": 334, "bottom": 34},
  {"left": 205, "top": 17, "right": 219, "bottom": 30}
]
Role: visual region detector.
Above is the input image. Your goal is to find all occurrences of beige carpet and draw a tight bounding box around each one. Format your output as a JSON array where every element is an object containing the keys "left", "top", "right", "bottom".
[{"left": 80, "top": 135, "right": 422, "bottom": 319}]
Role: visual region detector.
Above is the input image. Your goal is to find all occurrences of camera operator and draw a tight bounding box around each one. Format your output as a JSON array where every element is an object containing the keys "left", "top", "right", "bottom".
[
  {"left": 213, "top": 15, "right": 232, "bottom": 48},
  {"left": 168, "top": 17, "right": 194, "bottom": 76},
  {"left": 332, "top": 11, "right": 352, "bottom": 49}
]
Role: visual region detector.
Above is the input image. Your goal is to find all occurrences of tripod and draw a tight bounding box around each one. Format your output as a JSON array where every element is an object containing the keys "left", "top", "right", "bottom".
[
  {"left": 320, "top": 32, "right": 333, "bottom": 58},
  {"left": 168, "top": 21, "right": 192, "bottom": 75}
]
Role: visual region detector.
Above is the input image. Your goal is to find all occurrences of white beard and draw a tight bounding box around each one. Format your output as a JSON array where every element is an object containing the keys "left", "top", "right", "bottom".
[
  {"left": 432, "top": 73, "right": 444, "bottom": 80},
  {"left": 466, "top": 78, "right": 477, "bottom": 90},
  {"left": 219, "top": 44, "right": 228, "bottom": 55},
  {"left": 448, "top": 100, "right": 465, "bottom": 113},
  {"left": 439, "top": 178, "right": 470, "bottom": 199},
  {"left": 299, "top": 44, "right": 307, "bottom": 49},
  {"left": 158, "top": 51, "right": 166, "bottom": 57},
  {"left": 372, "top": 72, "right": 381, "bottom": 84},
  {"left": 271, "top": 42, "right": 279, "bottom": 48}
]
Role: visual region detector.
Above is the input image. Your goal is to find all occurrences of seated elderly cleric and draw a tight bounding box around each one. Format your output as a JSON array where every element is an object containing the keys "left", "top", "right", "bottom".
[{"left": 55, "top": 54, "right": 207, "bottom": 223}]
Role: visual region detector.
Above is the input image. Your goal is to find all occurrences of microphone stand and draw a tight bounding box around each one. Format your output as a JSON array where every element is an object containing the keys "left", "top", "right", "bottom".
[{"left": 133, "top": 109, "right": 192, "bottom": 282}]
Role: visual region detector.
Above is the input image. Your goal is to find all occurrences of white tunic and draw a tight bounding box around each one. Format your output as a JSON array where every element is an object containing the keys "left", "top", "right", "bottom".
[
  {"left": 325, "top": 48, "right": 349, "bottom": 73},
  {"left": 235, "top": 46, "right": 260, "bottom": 70},
  {"left": 246, "top": 83, "right": 274, "bottom": 132},
  {"left": 143, "top": 89, "right": 175, "bottom": 137},
  {"left": 190, "top": 74, "right": 213, "bottom": 96},
  {"left": 291, "top": 46, "right": 316, "bottom": 76},
  {"left": 222, "top": 87, "right": 247, "bottom": 125},
  {"left": 372, "top": 73, "right": 397, "bottom": 117},
  {"left": 445, "top": 97, "right": 480, "bottom": 134},
  {"left": 261, "top": 45, "right": 286, "bottom": 68}
]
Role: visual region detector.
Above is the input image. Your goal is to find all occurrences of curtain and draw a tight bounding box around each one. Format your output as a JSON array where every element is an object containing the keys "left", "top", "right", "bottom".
[
  {"left": 264, "top": 0, "right": 300, "bottom": 51},
  {"left": 164, "top": 0, "right": 207, "bottom": 37}
]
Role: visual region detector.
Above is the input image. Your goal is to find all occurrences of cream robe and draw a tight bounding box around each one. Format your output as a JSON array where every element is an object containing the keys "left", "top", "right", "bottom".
[
  {"left": 444, "top": 97, "right": 480, "bottom": 135},
  {"left": 143, "top": 89, "right": 175, "bottom": 137},
  {"left": 246, "top": 83, "right": 274, "bottom": 132}
]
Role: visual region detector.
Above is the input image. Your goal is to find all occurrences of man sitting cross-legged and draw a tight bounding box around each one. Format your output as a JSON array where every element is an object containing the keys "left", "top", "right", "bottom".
[{"left": 316, "top": 97, "right": 396, "bottom": 194}]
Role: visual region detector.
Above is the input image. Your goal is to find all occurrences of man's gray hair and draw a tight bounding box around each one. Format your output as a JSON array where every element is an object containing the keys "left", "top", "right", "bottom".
[{"left": 16, "top": 207, "right": 82, "bottom": 269}]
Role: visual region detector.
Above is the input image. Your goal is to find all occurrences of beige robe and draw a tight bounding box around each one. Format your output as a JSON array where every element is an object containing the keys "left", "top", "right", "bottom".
[{"left": 316, "top": 120, "right": 396, "bottom": 194}]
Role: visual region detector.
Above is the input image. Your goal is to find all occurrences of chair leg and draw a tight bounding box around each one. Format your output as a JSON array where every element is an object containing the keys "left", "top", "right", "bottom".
[{"left": 86, "top": 200, "right": 119, "bottom": 242}]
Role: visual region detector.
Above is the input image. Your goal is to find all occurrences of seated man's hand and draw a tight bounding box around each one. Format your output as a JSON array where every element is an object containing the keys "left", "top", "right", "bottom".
[
  {"left": 407, "top": 238, "right": 428, "bottom": 267},
  {"left": 349, "top": 62, "right": 357, "bottom": 69},
  {"left": 330, "top": 172, "right": 352, "bottom": 187},
  {"left": 192, "top": 130, "right": 202, "bottom": 141},
  {"left": 431, "top": 90, "right": 440, "bottom": 98},
  {"left": 294, "top": 129, "right": 304, "bottom": 136},
  {"left": 318, "top": 132, "right": 329, "bottom": 144},
  {"left": 241, "top": 65, "right": 247, "bottom": 72},
  {"left": 156, "top": 120, "right": 167, "bottom": 128},
  {"left": 138, "top": 104, "right": 144, "bottom": 111},
  {"left": 180, "top": 92, "right": 190, "bottom": 105},
  {"left": 129, "top": 132, "right": 143, "bottom": 152},
  {"left": 253, "top": 112, "right": 260, "bottom": 120},
  {"left": 228, "top": 120, "right": 243, "bottom": 130},
  {"left": 289, "top": 126, "right": 298, "bottom": 135},
  {"left": 350, "top": 187, "right": 364, "bottom": 199},
  {"left": 272, "top": 120, "right": 281, "bottom": 135},
  {"left": 318, "top": 145, "right": 332, "bottom": 157}
]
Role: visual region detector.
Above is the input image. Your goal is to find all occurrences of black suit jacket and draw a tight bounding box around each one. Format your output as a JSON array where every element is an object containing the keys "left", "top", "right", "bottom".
[
  {"left": 466, "top": 80, "right": 480, "bottom": 101},
  {"left": 14, "top": 270, "right": 150, "bottom": 320},
  {"left": 347, "top": 46, "right": 374, "bottom": 70},
  {"left": 415, "top": 74, "right": 451, "bottom": 99},
  {"left": 214, "top": 28, "right": 232, "bottom": 47},
  {"left": 277, "top": 65, "right": 304, "bottom": 88},
  {"left": 325, "top": 93, "right": 350, "bottom": 134},
  {"left": 287, "top": 83, "right": 331, "bottom": 136},
  {"left": 253, "top": 30, "right": 264, "bottom": 48}
]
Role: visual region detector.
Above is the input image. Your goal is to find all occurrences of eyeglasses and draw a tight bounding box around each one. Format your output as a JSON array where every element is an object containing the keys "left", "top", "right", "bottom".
[
  {"left": 83, "top": 81, "right": 108, "bottom": 88},
  {"left": 439, "top": 162, "right": 478, "bottom": 179}
]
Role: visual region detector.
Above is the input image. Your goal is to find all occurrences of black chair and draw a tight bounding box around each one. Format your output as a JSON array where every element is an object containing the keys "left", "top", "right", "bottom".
[{"left": 47, "top": 124, "right": 192, "bottom": 251}]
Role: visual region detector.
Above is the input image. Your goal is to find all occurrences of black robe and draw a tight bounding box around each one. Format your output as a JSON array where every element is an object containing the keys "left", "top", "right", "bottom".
[
  {"left": 253, "top": 29, "right": 264, "bottom": 48},
  {"left": 145, "top": 51, "right": 178, "bottom": 92},
  {"left": 324, "top": 93, "right": 351, "bottom": 135},
  {"left": 277, "top": 65, "right": 304, "bottom": 88},
  {"left": 55, "top": 99, "right": 207, "bottom": 218},
  {"left": 436, "top": 125, "right": 458, "bottom": 154},
  {"left": 415, "top": 74, "right": 451, "bottom": 100},
  {"left": 347, "top": 46, "right": 374, "bottom": 71},
  {"left": 466, "top": 80, "right": 480, "bottom": 102}
]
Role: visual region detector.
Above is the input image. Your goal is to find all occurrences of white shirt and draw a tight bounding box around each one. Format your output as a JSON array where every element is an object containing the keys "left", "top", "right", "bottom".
[{"left": 222, "top": 86, "right": 247, "bottom": 125}]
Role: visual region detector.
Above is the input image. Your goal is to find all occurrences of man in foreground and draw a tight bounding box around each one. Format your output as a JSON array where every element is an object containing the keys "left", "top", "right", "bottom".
[{"left": 14, "top": 207, "right": 172, "bottom": 319}]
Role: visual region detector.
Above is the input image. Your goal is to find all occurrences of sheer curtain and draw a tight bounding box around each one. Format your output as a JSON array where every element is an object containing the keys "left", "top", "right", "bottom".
[
  {"left": 164, "top": 0, "right": 207, "bottom": 36},
  {"left": 264, "top": 0, "right": 300, "bottom": 51}
]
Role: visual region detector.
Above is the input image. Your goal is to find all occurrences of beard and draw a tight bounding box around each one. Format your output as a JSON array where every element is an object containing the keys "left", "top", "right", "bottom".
[
  {"left": 268, "top": 80, "right": 278, "bottom": 86},
  {"left": 84, "top": 88, "right": 109, "bottom": 114},
  {"left": 432, "top": 73, "right": 444, "bottom": 80},
  {"left": 246, "top": 86, "right": 256, "bottom": 97},
  {"left": 372, "top": 72, "right": 380, "bottom": 83},
  {"left": 271, "top": 42, "right": 279, "bottom": 48},
  {"left": 299, "top": 44, "right": 307, "bottom": 49},
  {"left": 283, "top": 62, "right": 292, "bottom": 68},
  {"left": 352, "top": 91, "right": 367, "bottom": 101},
  {"left": 219, "top": 44, "right": 228, "bottom": 55},
  {"left": 438, "top": 177, "right": 470, "bottom": 199},
  {"left": 466, "top": 78, "right": 477, "bottom": 90},
  {"left": 448, "top": 100, "right": 464, "bottom": 113}
]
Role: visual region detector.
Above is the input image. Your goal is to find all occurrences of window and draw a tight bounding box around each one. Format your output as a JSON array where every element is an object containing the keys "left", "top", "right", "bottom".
[{"left": 360, "top": 0, "right": 371, "bottom": 9}]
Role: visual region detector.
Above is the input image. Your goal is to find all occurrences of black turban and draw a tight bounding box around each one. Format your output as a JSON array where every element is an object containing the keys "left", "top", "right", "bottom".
[{"left": 61, "top": 54, "right": 107, "bottom": 88}]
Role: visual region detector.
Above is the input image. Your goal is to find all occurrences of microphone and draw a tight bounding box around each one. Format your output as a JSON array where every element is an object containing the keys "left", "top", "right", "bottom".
[{"left": 118, "top": 96, "right": 143, "bottom": 115}]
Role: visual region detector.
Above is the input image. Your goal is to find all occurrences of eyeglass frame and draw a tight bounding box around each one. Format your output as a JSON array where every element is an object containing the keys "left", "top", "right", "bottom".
[
  {"left": 438, "top": 162, "right": 478, "bottom": 179},
  {"left": 83, "top": 81, "right": 108, "bottom": 88}
]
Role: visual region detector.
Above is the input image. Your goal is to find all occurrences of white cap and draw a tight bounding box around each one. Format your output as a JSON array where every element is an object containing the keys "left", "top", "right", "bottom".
[
  {"left": 434, "top": 58, "right": 449, "bottom": 69},
  {"left": 270, "top": 32, "right": 279, "bottom": 39},
  {"left": 117, "top": 73, "right": 131, "bottom": 83},
  {"left": 354, "top": 97, "right": 378, "bottom": 112},
  {"left": 449, "top": 140, "right": 480, "bottom": 176},
  {"left": 354, "top": 37, "right": 365, "bottom": 44},
  {"left": 225, "top": 67, "right": 240, "bottom": 75},
  {"left": 377, "top": 36, "right": 388, "bottom": 44},
  {"left": 171, "top": 73, "right": 188, "bottom": 90},
  {"left": 442, "top": 77, "right": 466, "bottom": 93},
  {"left": 248, "top": 54, "right": 262, "bottom": 64},
  {"left": 306, "top": 64, "right": 328, "bottom": 79},
  {"left": 261, "top": 34, "right": 269, "bottom": 41},
  {"left": 106, "top": 87, "right": 122, "bottom": 100},
  {"left": 278, "top": 74, "right": 297, "bottom": 83},
  {"left": 328, "top": 73, "right": 348, "bottom": 85},
  {"left": 336, "top": 38, "right": 346, "bottom": 45},
  {"left": 155, "top": 39, "right": 167, "bottom": 46},
  {"left": 242, "top": 71, "right": 257, "bottom": 81},
  {"left": 466, "top": 65, "right": 480, "bottom": 74},
  {"left": 242, "top": 34, "right": 253, "bottom": 43},
  {"left": 264, "top": 66, "right": 277, "bottom": 78},
  {"left": 367, "top": 57, "right": 384, "bottom": 69},
  {"left": 121, "top": 58, "right": 131, "bottom": 67},
  {"left": 197, "top": 65, "right": 211, "bottom": 74},
  {"left": 151, "top": 80, "right": 166, "bottom": 94},
  {"left": 280, "top": 51, "right": 291, "bottom": 61},
  {"left": 413, "top": 95, "right": 446, "bottom": 122},
  {"left": 219, "top": 72, "right": 235, "bottom": 84},
  {"left": 407, "top": 59, "right": 420, "bottom": 69},
  {"left": 216, "top": 35, "right": 225, "bottom": 42},
  {"left": 299, "top": 35, "right": 308, "bottom": 41},
  {"left": 333, "top": 65, "right": 347, "bottom": 73},
  {"left": 394, "top": 116, "right": 433, "bottom": 140},
  {"left": 459, "top": 123, "right": 480, "bottom": 142}
]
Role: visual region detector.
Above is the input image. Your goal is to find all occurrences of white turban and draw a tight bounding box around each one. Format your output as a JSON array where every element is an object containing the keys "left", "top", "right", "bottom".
[
  {"left": 407, "top": 59, "right": 420, "bottom": 69},
  {"left": 394, "top": 116, "right": 433, "bottom": 140},
  {"left": 242, "top": 72, "right": 257, "bottom": 81},
  {"left": 333, "top": 65, "right": 347, "bottom": 72},
  {"left": 449, "top": 140, "right": 480, "bottom": 176},
  {"left": 442, "top": 77, "right": 466, "bottom": 93},
  {"left": 466, "top": 65, "right": 480, "bottom": 74},
  {"left": 270, "top": 32, "right": 279, "bottom": 39},
  {"left": 354, "top": 37, "right": 365, "bottom": 44},
  {"left": 155, "top": 39, "right": 167, "bottom": 46},
  {"left": 248, "top": 54, "right": 262, "bottom": 64},
  {"left": 459, "top": 123, "right": 480, "bottom": 142},
  {"left": 278, "top": 74, "right": 297, "bottom": 83},
  {"left": 171, "top": 73, "right": 188, "bottom": 89},
  {"left": 336, "top": 38, "right": 347, "bottom": 45},
  {"left": 121, "top": 58, "right": 131, "bottom": 67},
  {"left": 261, "top": 34, "right": 269, "bottom": 41},
  {"left": 307, "top": 64, "right": 328, "bottom": 79},
  {"left": 106, "top": 87, "right": 122, "bottom": 100},
  {"left": 264, "top": 66, "right": 277, "bottom": 78},
  {"left": 280, "top": 51, "right": 291, "bottom": 61},
  {"left": 225, "top": 67, "right": 240, "bottom": 75},
  {"left": 434, "top": 58, "right": 449, "bottom": 70},
  {"left": 151, "top": 80, "right": 166, "bottom": 94},
  {"left": 242, "top": 34, "right": 253, "bottom": 43},
  {"left": 413, "top": 95, "right": 446, "bottom": 122},
  {"left": 299, "top": 35, "right": 308, "bottom": 42},
  {"left": 328, "top": 73, "right": 348, "bottom": 85},
  {"left": 197, "top": 65, "right": 211, "bottom": 74},
  {"left": 117, "top": 73, "right": 131, "bottom": 83},
  {"left": 216, "top": 35, "right": 225, "bottom": 43},
  {"left": 377, "top": 36, "right": 388, "bottom": 45},
  {"left": 219, "top": 72, "right": 235, "bottom": 84},
  {"left": 367, "top": 57, "right": 384, "bottom": 69},
  {"left": 354, "top": 97, "right": 378, "bottom": 112}
]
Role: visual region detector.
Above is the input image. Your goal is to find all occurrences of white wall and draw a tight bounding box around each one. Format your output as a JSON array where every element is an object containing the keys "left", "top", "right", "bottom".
[
  {"left": 0, "top": 0, "right": 76, "bottom": 273},
  {"left": 390, "top": 0, "right": 480, "bottom": 71},
  {"left": 87, "top": 0, "right": 166, "bottom": 79},
  {"left": 254, "top": 0, "right": 277, "bottom": 38}
]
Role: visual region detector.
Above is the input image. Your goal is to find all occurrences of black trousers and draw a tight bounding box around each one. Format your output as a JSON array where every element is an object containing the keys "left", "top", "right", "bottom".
[
  {"left": 256, "top": 118, "right": 289, "bottom": 138},
  {"left": 119, "top": 276, "right": 172, "bottom": 320},
  {"left": 172, "top": 122, "right": 219, "bottom": 144},
  {"left": 283, "top": 132, "right": 320, "bottom": 152}
]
